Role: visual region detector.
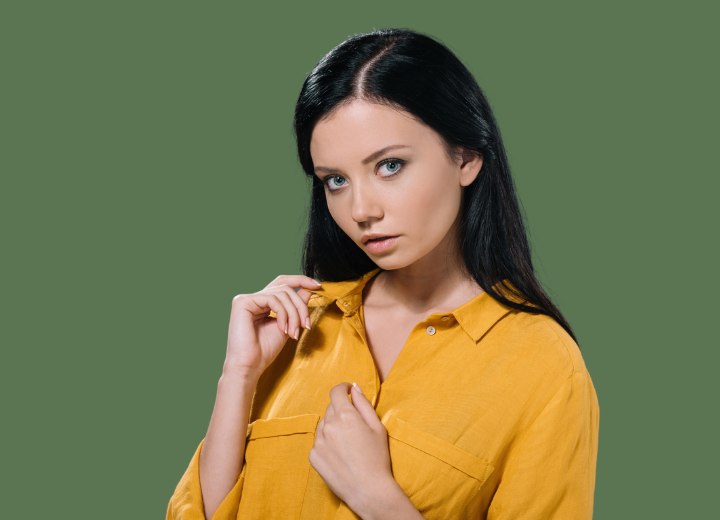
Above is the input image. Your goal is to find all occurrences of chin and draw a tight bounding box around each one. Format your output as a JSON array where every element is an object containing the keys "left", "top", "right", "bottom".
[{"left": 366, "top": 255, "right": 411, "bottom": 271}]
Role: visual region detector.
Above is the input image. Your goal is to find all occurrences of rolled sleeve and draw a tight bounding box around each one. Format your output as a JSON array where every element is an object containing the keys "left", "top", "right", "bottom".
[
  {"left": 166, "top": 438, "right": 246, "bottom": 520},
  {"left": 488, "top": 370, "right": 600, "bottom": 519}
]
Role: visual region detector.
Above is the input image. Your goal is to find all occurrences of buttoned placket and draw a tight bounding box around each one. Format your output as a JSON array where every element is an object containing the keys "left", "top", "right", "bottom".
[
  {"left": 335, "top": 295, "right": 382, "bottom": 408},
  {"left": 339, "top": 296, "right": 457, "bottom": 410}
]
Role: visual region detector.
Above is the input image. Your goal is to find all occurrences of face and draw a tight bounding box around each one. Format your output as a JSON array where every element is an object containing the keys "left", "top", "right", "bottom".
[{"left": 309, "top": 99, "right": 483, "bottom": 272}]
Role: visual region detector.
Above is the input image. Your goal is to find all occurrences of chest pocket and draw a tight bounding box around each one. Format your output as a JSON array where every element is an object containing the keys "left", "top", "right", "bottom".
[
  {"left": 236, "top": 413, "right": 320, "bottom": 518},
  {"left": 383, "top": 414, "right": 495, "bottom": 518}
]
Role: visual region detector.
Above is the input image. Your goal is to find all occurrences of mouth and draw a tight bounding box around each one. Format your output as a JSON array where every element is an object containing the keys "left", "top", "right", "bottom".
[
  {"left": 362, "top": 235, "right": 400, "bottom": 253},
  {"left": 363, "top": 235, "right": 398, "bottom": 244}
]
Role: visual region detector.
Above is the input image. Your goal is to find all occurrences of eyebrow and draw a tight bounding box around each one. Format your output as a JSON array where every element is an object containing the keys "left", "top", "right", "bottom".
[{"left": 314, "top": 144, "right": 412, "bottom": 175}]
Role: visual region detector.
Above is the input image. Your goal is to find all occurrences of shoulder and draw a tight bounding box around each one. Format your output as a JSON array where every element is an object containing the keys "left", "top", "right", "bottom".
[
  {"left": 486, "top": 308, "right": 591, "bottom": 389},
  {"left": 509, "top": 311, "right": 587, "bottom": 372},
  {"left": 482, "top": 309, "right": 598, "bottom": 425}
]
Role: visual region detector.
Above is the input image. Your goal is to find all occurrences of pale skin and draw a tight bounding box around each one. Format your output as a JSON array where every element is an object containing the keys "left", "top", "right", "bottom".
[
  {"left": 199, "top": 98, "right": 484, "bottom": 519},
  {"left": 199, "top": 274, "right": 319, "bottom": 518}
]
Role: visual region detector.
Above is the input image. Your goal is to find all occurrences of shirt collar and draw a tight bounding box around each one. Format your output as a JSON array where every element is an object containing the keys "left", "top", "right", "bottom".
[
  {"left": 308, "top": 268, "right": 381, "bottom": 315},
  {"left": 308, "top": 268, "right": 520, "bottom": 343}
]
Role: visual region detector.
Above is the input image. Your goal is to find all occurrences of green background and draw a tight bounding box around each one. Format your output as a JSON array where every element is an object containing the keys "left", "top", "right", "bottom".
[{"left": 2, "top": 1, "right": 717, "bottom": 518}]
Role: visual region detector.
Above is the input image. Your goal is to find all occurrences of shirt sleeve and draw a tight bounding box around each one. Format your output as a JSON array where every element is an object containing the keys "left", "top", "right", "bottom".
[
  {"left": 487, "top": 370, "right": 600, "bottom": 519},
  {"left": 166, "top": 437, "right": 247, "bottom": 520}
]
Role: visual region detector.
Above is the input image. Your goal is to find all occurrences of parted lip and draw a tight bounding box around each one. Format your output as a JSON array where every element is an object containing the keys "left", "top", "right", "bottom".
[{"left": 361, "top": 233, "right": 397, "bottom": 245}]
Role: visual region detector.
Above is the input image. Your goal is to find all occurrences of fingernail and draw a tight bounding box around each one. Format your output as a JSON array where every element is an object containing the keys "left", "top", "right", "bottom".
[
  {"left": 313, "top": 279, "right": 322, "bottom": 286},
  {"left": 293, "top": 328, "right": 299, "bottom": 340},
  {"left": 352, "top": 382, "right": 360, "bottom": 392},
  {"left": 304, "top": 317, "right": 311, "bottom": 329}
]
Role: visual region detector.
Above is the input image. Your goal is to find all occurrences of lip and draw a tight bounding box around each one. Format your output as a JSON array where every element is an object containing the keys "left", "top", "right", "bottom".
[
  {"left": 363, "top": 235, "right": 399, "bottom": 254},
  {"left": 362, "top": 233, "right": 397, "bottom": 245}
]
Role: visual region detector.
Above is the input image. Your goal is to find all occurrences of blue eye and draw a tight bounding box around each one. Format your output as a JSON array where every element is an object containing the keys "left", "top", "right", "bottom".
[
  {"left": 322, "top": 158, "right": 406, "bottom": 193},
  {"left": 378, "top": 158, "right": 405, "bottom": 176},
  {"left": 323, "top": 176, "right": 347, "bottom": 191}
]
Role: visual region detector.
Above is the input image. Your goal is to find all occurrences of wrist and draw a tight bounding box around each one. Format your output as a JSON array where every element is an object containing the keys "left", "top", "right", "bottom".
[
  {"left": 356, "top": 475, "right": 422, "bottom": 520},
  {"left": 220, "top": 363, "right": 261, "bottom": 389}
]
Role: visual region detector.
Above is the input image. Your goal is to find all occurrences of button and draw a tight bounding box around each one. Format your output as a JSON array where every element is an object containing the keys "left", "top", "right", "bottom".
[{"left": 426, "top": 325, "right": 436, "bottom": 335}]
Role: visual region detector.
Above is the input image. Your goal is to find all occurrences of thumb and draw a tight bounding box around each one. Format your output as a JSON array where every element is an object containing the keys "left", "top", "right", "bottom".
[
  {"left": 296, "top": 287, "right": 315, "bottom": 303},
  {"left": 350, "top": 382, "right": 381, "bottom": 427}
]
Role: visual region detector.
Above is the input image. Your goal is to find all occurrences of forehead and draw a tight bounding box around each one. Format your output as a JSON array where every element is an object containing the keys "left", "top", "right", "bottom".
[{"left": 310, "top": 100, "right": 440, "bottom": 164}]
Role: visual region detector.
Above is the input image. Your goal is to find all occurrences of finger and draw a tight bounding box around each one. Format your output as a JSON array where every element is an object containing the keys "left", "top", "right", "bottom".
[
  {"left": 295, "top": 286, "right": 317, "bottom": 305},
  {"left": 269, "top": 290, "right": 302, "bottom": 339},
  {"left": 329, "top": 383, "right": 356, "bottom": 415},
  {"left": 246, "top": 293, "right": 290, "bottom": 334},
  {"left": 323, "top": 401, "right": 334, "bottom": 420},
  {"left": 350, "top": 382, "right": 382, "bottom": 428},
  {"left": 266, "top": 274, "right": 322, "bottom": 291},
  {"left": 279, "top": 285, "right": 312, "bottom": 331}
]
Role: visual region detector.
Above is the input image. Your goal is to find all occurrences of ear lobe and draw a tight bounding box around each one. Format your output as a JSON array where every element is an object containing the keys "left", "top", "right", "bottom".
[{"left": 459, "top": 150, "right": 483, "bottom": 187}]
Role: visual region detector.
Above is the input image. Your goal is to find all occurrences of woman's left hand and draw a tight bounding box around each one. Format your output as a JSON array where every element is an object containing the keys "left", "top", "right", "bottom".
[{"left": 310, "top": 382, "right": 394, "bottom": 511}]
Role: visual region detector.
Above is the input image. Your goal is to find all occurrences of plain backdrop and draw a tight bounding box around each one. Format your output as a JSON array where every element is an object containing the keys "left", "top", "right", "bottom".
[{"left": 1, "top": 1, "right": 717, "bottom": 518}]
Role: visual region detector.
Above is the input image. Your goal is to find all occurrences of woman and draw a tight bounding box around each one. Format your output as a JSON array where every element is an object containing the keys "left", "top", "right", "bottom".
[{"left": 167, "top": 28, "right": 599, "bottom": 519}]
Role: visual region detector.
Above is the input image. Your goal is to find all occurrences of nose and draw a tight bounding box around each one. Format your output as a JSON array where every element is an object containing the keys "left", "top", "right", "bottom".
[{"left": 350, "top": 179, "right": 383, "bottom": 223}]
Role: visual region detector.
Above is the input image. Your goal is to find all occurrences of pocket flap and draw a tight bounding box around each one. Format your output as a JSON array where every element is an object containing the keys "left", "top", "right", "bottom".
[
  {"left": 248, "top": 413, "right": 320, "bottom": 440},
  {"left": 384, "top": 414, "right": 494, "bottom": 483}
]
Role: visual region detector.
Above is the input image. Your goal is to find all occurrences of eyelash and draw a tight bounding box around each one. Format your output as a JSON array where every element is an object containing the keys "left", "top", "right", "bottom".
[{"left": 322, "top": 158, "right": 406, "bottom": 192}]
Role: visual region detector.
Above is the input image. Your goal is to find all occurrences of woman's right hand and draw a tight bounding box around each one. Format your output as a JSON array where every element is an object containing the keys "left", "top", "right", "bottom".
[{"left": 223, "top": 274, "right": 322, "bottom": 380}]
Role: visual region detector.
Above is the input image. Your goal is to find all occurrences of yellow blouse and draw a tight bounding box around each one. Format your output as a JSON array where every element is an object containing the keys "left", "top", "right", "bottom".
[{"left": 167, "top": 268, "right": 599, "bottom": 519}]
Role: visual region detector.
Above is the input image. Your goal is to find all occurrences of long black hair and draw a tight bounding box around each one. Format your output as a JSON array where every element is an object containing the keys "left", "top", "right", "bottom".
[{"left": 293, "top": 28, "right": 578, "bottom": 344}]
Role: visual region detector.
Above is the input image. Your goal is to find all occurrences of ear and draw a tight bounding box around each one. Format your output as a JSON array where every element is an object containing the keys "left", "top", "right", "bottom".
[{"left": 457, "top": 148, "right": 484, "bottom": 187}]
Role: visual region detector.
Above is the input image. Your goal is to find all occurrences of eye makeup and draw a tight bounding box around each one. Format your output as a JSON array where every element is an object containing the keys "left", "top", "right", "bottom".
[{"left": 321, "top": 158, "right": 407, "bottom": 193}]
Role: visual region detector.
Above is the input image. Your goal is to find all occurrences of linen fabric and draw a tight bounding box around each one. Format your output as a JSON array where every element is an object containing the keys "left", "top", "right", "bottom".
[{"left": 167, "top": 268, "right": 599, "bottom": 519}]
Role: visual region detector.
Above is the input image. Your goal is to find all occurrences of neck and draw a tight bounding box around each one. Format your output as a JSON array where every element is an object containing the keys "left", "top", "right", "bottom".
[{"left": 369, "top": 232, "right": 483, "bottom": 315}]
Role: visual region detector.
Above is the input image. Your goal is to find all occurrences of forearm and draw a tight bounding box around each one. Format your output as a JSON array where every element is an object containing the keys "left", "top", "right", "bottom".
[{"left": 199, "top": 366, "right": 259, "bottom": 519}]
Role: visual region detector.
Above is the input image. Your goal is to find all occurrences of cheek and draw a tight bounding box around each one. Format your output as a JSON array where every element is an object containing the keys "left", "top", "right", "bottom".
[
  {"left": 397, "top": 171, "right": 461, "bottom": 225},
  {"left": 326, "top": 198, "right": 353, "bottom": 231}
]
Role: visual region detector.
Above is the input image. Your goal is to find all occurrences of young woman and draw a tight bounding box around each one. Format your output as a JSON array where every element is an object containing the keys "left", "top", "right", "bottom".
[{"left": 167, "top": 28, "right": 599, "bottom": 520}]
